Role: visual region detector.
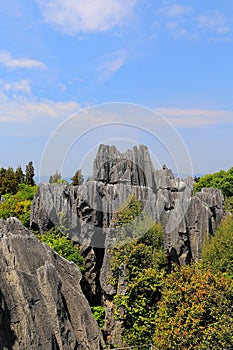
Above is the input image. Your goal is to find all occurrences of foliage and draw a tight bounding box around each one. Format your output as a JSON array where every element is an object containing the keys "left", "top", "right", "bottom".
[
  {"left": 15, "top": 166, "right": 25, "bottom": 184},
  {"left": 49, "top": 171, "right": 62, "bottom": 184},
  {"left": 194, "top": 167, "right": 233, "bottom": 197},
  {"left": 201, "top": 215, "right": 233, "bottom": 277},
  {"left": 111, "top": 196, "right": 166, "bottom": 346},
  {"left": 25, "top": 161, "right": 35, "bottom": 186},
  {"left": 0, "top": 167, "right": 18, "bottom": 195},
  {"left": 37, "top": 227, "right": 84, "bottom": 271},
  {"left": 113, "top": 195, "right": 143, "bottom": 228},
  {"left": 0, "top": 184, "right": 37, "bottom": 226},
  {"left": 71, "top": 169, "right": 84, "bottom": 186},
  {"left": 224, "top": 196, "right": 233, "bottom": 213},
  {"left": 153, "top": 264, "right": 233, "bottom": 349},
  {"left": 91, "top": 306, "right": 105, "bottom": 329},
  {"left": 0, "top": 163, "right": 35, "bottom": 195},
  {"left": 49, "top": 171, "right": 67, "bottom": 184}
]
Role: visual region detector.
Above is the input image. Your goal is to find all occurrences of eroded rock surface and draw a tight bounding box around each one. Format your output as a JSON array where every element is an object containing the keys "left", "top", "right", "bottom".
[
  {"left": 31, "top": 144, "right": 225, "bottom": 266},
  {"left": 0, "top": 218, "right": 105, "bottom": 350},
  {"left": 30, "top": 144, "right": 225, "bottom": 346}
]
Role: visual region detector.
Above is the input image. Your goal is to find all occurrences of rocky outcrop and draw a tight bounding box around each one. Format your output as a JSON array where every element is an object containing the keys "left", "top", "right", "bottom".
[
  {"left": 30, "top": 144, "right": 225, "bottom": 346},
  {"left": 31, "top": 144, "right": 224, "bottom": 263},
  {"left": 0, "top": 218, "right": 105, "bottom": 350}
]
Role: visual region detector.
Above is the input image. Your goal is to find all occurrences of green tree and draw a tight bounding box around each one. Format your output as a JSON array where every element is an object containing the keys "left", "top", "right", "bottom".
[
  {"left": 110, "top": 196, "right": 166, "bottom": 346},
  {"left": 71, "top": 169, "right": 84, "bottom": 186},
  {"left": 154, "top": 264, "right": 233, "bottom": 349},
  {"left": 15, "top": 165, "right": 25, "bottom": 184},
  {"left": 194, "top": 167, "right": 233, "bottom": 197},
  {"left": 49, "top": 171, "right": 62, "bottom": 184},
  {"left": 25, "top": 161, "right": 35, "bottom": 186},
  {"left": 0, "top": 167, "right": 18, "bottom": 194},
  {"left": 201, "top": 215, "right": 233, "bottom": 277}
]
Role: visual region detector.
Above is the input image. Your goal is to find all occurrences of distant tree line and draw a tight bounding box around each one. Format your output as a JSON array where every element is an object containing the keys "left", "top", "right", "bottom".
[{"left": 0, "top": 161, "right": 35, "bottom": 195}]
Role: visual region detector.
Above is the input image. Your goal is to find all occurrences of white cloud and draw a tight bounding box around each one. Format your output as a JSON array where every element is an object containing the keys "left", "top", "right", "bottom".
[
  {"left": 197, "top": 11, "right": 231, "bottom": 34},
  {"left": 159, "top": 5, "right": 192, "bottom": 18},
  {"left": 37, "top": 0, "right": 136, "bottom": 35},
  {"left": 0, "top": 50, "right": 46, "bottom": 70},
  {"left": 158, "top": 107, "right": 233, "bottom": 128},
  {"left": 0, "top": 93, "right": 80, "bottom": 124},
  {"left": 98, "top": 50, "right": 126, "bottom": 79},
  {"left": 0, "top": 79, "right": 31, "bottom": 95}
]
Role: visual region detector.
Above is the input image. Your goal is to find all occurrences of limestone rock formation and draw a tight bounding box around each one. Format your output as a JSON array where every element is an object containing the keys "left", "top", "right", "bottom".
[
  {"left": 0, "top": 218, "right": 105, "bottom": 350},
  {"left": 30, "top": 144, "right": 225, "bottom": 346},
  {"left": 30, "top": 144, "right": 225, "bottom": 265}
]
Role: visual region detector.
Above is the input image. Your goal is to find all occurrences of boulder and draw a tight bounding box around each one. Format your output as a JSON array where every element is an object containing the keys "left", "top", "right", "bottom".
[{"left": 0, "top": 218, "right": 105, "bottom": 350}]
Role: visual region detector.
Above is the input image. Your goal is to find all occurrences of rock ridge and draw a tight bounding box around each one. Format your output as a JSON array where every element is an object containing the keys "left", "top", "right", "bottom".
[{"left": 0, "top": 218, "right": 105, "bottom": 350}]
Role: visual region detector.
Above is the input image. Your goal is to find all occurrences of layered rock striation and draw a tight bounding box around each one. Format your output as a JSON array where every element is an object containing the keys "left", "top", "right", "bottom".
[{"left": 0, "top": 218, "right": 105, "bottom": 350}]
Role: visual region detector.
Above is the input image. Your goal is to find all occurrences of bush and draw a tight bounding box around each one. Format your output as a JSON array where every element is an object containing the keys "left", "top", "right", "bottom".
[
  {"left": 154, "top": 264, "right": 233, "bottom": 349},
  {"left": 0, "top": 184, "right": 37, "bottom": 226},
  {"left": 37, "top": 227, "right": 84, "bottom": 271},
  {"left": 110, "top": 195, "right": 166, "bottom": 346},
  {"left": 194, "top": 167, "right": 233, "bottom": 197},
  {"left": 201, "top": 215, "right": 233, "bottom": 278},
  {"left": 91, "top": 306, "right": 105, "bottom": 329}
]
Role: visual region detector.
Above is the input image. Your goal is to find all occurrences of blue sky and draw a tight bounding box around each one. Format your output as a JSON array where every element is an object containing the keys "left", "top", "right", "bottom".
[{"left": 0, "top": 0, "right": 232, "bottom": 177}]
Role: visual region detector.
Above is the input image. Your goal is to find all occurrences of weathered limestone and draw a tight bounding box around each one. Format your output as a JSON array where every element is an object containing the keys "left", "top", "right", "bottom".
[
  {"left": 0, "top": 218, "right": 105, "bottom": 350},
  {"left": 30, "top": 144, "right": 225, "bottom": 346},
  {"left": 30, "top": 144, "right": 225, "bottom": 266}
]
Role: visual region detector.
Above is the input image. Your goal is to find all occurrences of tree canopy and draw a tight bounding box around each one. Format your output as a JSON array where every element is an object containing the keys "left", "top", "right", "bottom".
[
  {"left": 201, "top": 215, "right": 233, "bottom": 278},
  {"left": 25, "top": 161, "right": 35, "bottom": 186},
  {"left": 71, "top": 169, "right": 84, "bottom": 186},
  {"left": 194, "top": 167, "right": 233, "bottom": 197},
  {"left": 154, "top": 264, "right": 233, "bottom": 349},
  {"left": 0, "top": 163, "right": 35, "bottom": 195}
]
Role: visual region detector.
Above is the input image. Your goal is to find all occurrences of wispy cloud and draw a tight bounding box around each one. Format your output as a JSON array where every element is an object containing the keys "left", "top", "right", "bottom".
[
  {"left": 0, "top": 50, "right": 46, "bottom": 70},
  {"left": 158, "top": 107, "right": 233, "bottom": 128},
  {"left": 97, "top": 50, "right": 126, "bottom": 80},
  {"left": 37, "top": 0, "right": 136, "bottom": 35},
  {"left": 0, "top": 93, "right": 80, "bottom": 125},
  {"left": 158, "top": 6, "right": 231, "bottom": 41},
  {"left": 0, "top": 79, "right": 31, "bottom": 95},
  {"left": 158, "top": 4, "right": 194, "bottom": 39},
  {"left": 159, "top": 5, "right": 192, "bottom": 18},
  {"left": 197, "top": 11, "right": 231, "bottom": 34}
]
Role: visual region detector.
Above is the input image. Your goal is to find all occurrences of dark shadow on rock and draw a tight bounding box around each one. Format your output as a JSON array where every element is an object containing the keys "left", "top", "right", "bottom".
[{"left": 0, "top": 289, "right": 17, "bottom": 350}]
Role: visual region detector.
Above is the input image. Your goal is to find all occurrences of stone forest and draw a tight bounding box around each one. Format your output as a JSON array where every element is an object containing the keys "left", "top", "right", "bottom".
[{"left": 0, "top": 145, "right": 232, "bottom": 349}]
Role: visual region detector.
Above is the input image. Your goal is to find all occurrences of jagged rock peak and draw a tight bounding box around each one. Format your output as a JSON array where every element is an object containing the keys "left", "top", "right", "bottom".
[
  {"left": 0, "top": 218, "right": 105, "bottom": 350},
  {"left": 92, "top": 144, "right": 156, "bottom": 189}
]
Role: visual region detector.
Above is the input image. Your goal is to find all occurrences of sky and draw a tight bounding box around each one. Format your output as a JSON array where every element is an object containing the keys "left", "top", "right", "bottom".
[{"left": 0, "top": 0, "right": 233, "bottom": 178}]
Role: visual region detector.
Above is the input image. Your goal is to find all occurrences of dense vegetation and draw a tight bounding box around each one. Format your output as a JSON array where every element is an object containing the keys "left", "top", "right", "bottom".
[
  {"left": 0, "top": 183, "right": 37, "bottom": 226},
  {"left": 110, "top": 195, "right": 233, "bottom": 349},
  {"left": 0, "top": 162, "right": 35, "bottom": 195},
  {"left": 36, "top": 227, "right": 84, "bottom": 271},
  {"left": 201, "top": 215, "right": 233, "bottom": 278},
  {"left": 110, "top": 196, "right": 166, "bottom": 345},
  {"left": 154, "top": 264, "right": 233, "bottom": 349},
  {"left": 194, "top": 167, "right": 233, "bottom": 196}
]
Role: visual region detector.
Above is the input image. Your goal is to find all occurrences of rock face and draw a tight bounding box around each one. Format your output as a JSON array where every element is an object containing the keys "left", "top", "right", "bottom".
[
  {"left": 0, "top": 218, "right": 105, "bottom": 350},
  {"left": 31, "top": 144, "right": 224, "bottom": 264},
  {"left": 30, "top": 144, "right": 225, "bottom": 346}
]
